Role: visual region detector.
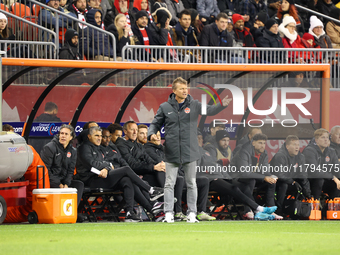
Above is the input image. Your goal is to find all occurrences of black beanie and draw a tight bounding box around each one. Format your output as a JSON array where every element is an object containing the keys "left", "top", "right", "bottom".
[
  {"left": 216, "top": 130, "right": 230, "bottom": 143},
  {"left": 287, "top": 0, "right": 295, "bottom": 5},
  {"left": 156, "top": 9, "right": 169, "bottom": 22},
  {"left": 65, "top": 29, "right": 78, "bottom": 47},
  {"left": 135, "top": 10, "right": 148, "bottom": 21},
  {"left": 255, "top": 12, "right": 268, "bottom": 25},
  {"left": 265, "top": 18, "right": 278, "bottom": 30}
]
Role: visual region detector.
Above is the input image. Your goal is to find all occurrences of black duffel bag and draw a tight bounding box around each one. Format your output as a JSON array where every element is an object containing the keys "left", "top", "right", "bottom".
[{"left": 283, "top": 191, "right": 311, "bottom": 219}]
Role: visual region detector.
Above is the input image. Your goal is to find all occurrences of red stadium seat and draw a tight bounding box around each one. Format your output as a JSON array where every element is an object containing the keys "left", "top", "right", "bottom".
[
  {"left": 31, "top": 4, "right": 41, "bottom": 17},
  {"left": 11, "top": 3, "right": 31, "bottom": 17}
]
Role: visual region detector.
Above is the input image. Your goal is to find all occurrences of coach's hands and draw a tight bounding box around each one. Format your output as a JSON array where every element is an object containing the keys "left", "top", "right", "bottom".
[
  {"left": 264, "top": 176, "right": 277, "bottom": 184},
  {"left": 333, "top": 176, "right": 340, "bottom": 189},
  {"left": 222, "top": 95, "right": 232, "bottom": 107},
  {"left": 154, "top": 162, "right": 166, "bottom": 172},
  {"left": 99, "top": 169, "right": 108, "bottom": 178}
]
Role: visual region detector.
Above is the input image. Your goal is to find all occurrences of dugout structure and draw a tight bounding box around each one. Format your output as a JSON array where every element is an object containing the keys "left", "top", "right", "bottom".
[{"left": 1, "top": 59, "right": 330, "bottom": 156}]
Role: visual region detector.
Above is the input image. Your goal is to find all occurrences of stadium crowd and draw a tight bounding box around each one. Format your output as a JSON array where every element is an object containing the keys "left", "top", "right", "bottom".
[{"left": 1, "top": 0, "right": 340, "bottom": 61}]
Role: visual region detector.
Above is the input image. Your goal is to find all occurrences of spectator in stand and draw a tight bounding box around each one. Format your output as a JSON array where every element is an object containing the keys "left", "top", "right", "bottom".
[
  {"left": 107, "top": 123, "right": 123, "bottom": 143},
  {"left": 196, "top": 0, "right": 220, "bottom": 25},
  {"left": 0, "top": 12, "right": 14, "bottom": 41},
  {"left": 38, "top": 0, "right": 76, "bottom": 42},
  {"left": 67, "top": 0, "right": 89, "bottom": 28},
  {"left": 40, "top": 125, "right": 84, "bottom": 208},
  {"left": 231, "top": 14, "right": 255, "bottom": 47},
  {"left": 131, "top": 10, "right": 168, "bottom": 61},
  {"left": 307, "top": 16, "right": 332, "bottom": 48},
  {"left": 217, "top": 0, "right": 238, "bottom": 15},
  {"left": 274, "top": 0, "right": 304, "bottom": 36},
  {"left": 267, "top": 0, "right": 281, "bottom": 18},
  {"left": 159, "top": 0, "right": 185, "bottom": 26},
  {"left": 250, "top": 11, "right": 268, "bottom": 41},
  {"left": 133, "top": 0, "right": 154, "bottom": 23},
  {"left": 239, "top": 0, "right": 267, "bottom": 28},
  {"left": 330, "top": 125, "right": 340, "bottom": 160},
  {"left": 279, "top": 16, "right": 313, "bottom": 63},
  {"left": 172, "top": 9, "right": 198, "bottom": 46},
  {"left": 302, "top": 128, "right": 340, "bottom": 200},
  {"left": 189, "top": 8, "right": 204, "bottom": 38},
  {"left": 60, "top": 0, "right": 69, "bottom": 8},
  {"left": 325, "top": 7, "right": 340, "bottom": 48},
  {"left": 87, "top": 0, "right": 108, "bottom": 20},
  {"left": 107, "top": 14, "right": 136, "bottom": 60},
  {"left": 226, "top": 13, "right": 233, "bottom": 32},
  {"left": 319, "top": 0, "right": 336, "bottom": 17},
  {"left": 181, "top": 0, "right": 196, "bottom": 9},
  {"left": 171, "top": 9, "right": 200, "bottom": 62},
  {"left": 137, "top": 124, "right": 148, "bottom": 144},
  {"left": 80, "top": 9, "right": 114, "bottom": 60},
  {"left": 199, "top": 12, "right": 233, "bottom": 63},
  {"left": 104, "top": 0, "right": 135, "bottom": 29},
  {"left": 255, "top": 19, "right": 284, "bottom": 63},
  {"left": 230, "top": 13, "right": 255, "bottom": 62},
  {"left": 59, "top": 28, "right": 82, "bottom": 59}
]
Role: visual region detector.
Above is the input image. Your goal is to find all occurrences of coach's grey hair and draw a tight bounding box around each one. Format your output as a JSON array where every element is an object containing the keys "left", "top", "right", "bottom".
[
  {"left": 89, "top": 126, "right": 102, "bottom": 135},
  {"left": 330, "top": 126, "right": 340, "bottom": 134}
]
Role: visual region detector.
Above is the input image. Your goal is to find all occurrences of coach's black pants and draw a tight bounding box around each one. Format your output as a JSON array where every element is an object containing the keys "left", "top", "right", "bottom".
[{"left": 88, "top": 166, "right": 151, "bottom": 212}]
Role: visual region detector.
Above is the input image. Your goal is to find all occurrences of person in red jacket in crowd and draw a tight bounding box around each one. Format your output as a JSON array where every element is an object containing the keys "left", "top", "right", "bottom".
[
  {"left": 279, "top": 16, "right": 313, "bottom": 63},
  {"left": 132, "top": 0, "right": 153, "bottom": 23},
  {"left": 4, "top": 146, "right": 50, "bottom": 223}
]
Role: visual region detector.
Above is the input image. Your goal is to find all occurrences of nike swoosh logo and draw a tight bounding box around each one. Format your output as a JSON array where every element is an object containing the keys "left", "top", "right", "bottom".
[
  {"left": 56, "top": 153, "right": 61, "bottom": 156},
  {"left": 168, "top": 112, "right": 173, "bottom": 114}
]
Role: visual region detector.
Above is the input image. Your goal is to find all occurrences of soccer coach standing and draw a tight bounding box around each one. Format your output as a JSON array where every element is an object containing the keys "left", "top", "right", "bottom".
[{"left": 148, "top": 77, "right": 232, "bottom": 223}]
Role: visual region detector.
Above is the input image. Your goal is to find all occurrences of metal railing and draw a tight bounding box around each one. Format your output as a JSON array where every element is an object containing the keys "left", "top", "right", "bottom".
[
  {"left": 0, "top": 40, "right": 56, "bottom": 59},
  {"left": 0, "top": 8, "right": 57, "bottom": 42},
  {"left": 121, "top": 45, "right": 340, "bottom": 86},
  {"left": 29, "top": 0, "right": 116, "bottom": 60},
  {"left": 295, "top": 4, "right": 340, "bottom": 25}
]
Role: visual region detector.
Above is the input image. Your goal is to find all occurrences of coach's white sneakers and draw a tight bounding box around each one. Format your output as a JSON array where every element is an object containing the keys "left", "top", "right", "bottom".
[
  {"left": 163, "top": 212, "right": 174, "bottom": 223},
  {"left": 187, "top": 212, "right": 199, "bottom": 223}
]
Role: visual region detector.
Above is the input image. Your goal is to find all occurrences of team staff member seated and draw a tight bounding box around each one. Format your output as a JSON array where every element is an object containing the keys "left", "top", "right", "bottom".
[
  {"left": 270, "top": 135, "right": 312, "bottom": 215},
  {"left": 231, "top": 133, "right": 283, "bottom": 220},
  {"left": 302, "top": 128, "right": 340, "bottom": 200},
  {"left": 116, "top": 121, "right": 166, "bottom": 188},
  {"left": 75, "top": 126, "right": 163, "bottom": 222},
  {"left": 40, "top": 124, "right": 84, "bottom": 207}
]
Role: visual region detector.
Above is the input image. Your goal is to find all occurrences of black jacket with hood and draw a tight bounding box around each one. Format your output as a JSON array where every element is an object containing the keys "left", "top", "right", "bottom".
[
  {"left": 230, "top": 140, "right": 269, "bottom": 180},
  {"left": 75, "top": 140, "right": 114, "bottom": 184},
  {"left": 302, "top": 141, "right": 340, "bottom": 179},
  {"left": 40, "top": 136, "right": 77, "bottom": 187},
  {"left": 59, "top": 29, "right": 82, "bottom": 60},
  {"left": 148, "top": 93, "right": 226, "bottom": 164},
  {"left": 115, "top": 137, "right": 156, "bottom": 175}
]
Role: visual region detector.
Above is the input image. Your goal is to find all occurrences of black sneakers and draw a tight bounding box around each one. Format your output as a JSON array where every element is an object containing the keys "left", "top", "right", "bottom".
[
  {"left": 150, "top": 187, "right": 164, "bottom": 201},
  {"left": 125, "top": 211, "right": 142, "bottom": 222}
]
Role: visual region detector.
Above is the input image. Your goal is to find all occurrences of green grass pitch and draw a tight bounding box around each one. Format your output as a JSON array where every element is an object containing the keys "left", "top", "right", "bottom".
[{"left": 1, "top": 221, "right": 340, "bottom": 254}]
